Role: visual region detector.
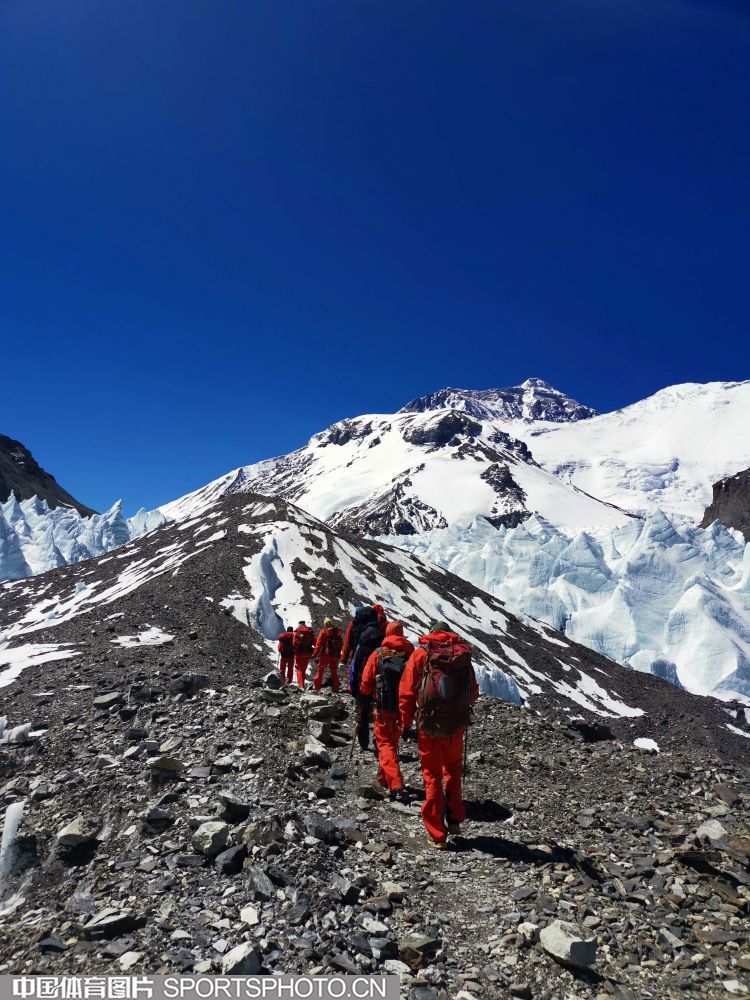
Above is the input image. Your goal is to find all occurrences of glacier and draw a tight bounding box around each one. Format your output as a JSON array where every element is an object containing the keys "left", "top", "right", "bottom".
[
  {"left": 392, "top": 510, "right": 750, "bottom": 701},
  {"left": 0, "top": 494, "right": 166, "bottom": 582}
]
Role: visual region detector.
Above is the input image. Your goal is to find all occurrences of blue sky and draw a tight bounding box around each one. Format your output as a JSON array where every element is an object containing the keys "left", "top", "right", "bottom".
[{"left": 1, "top": 0, "right": 748, "bottom": 513}]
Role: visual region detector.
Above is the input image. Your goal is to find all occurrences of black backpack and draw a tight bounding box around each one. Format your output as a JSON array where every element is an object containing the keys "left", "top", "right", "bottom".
[
  {"left": 350, "top": 606, "right": 377, "bottom": 651},
  {"left": 348, "top": 621, "right": 385, "bottom": 695},
  {"left": 375, "top": 649, "right": 408, "bottom": 713},
  {"left": 278, "top": 632, "right": 294, "bottom": 657}
]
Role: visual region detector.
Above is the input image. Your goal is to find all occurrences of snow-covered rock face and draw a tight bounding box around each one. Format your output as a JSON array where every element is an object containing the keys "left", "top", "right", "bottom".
[
  {"left": 161, "top": 392, "right": 631, "bottom": 534},
  {"left": 399, "top": 379, "right": 599, "bottom": 423},
  {"left": 395, "top": 511, "right": 750, "bottom": 701},
  {"left": 0, "top": 494, "right": 166, "bottom": 582}
]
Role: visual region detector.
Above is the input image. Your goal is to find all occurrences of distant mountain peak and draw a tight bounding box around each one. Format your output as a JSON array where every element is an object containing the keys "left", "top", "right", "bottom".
[
  {"left": 519, "top": 376, "right": 553, "bottom": 389},
  {"left": 0, "top": 433, "right": 95, "bottom": 517},
  {"left": 398, "top": 381, "right": 598, "bottom": 423}
]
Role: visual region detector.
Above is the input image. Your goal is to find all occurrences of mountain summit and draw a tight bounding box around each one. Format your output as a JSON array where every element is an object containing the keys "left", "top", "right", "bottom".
[
  {"left": 399, "top": 379, "right": 598, "bottom": 423},
  {"left": 161, "top": 385, "right": 625, "bottom": 533}
]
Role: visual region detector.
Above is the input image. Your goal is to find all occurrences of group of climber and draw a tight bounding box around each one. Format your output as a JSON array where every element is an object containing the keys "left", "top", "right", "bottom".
[
  {"left": 276, "top": 605, "right": 479, "bottom": 849},
  {"left": 277, "top": 619, "right": 344, "bottom": 691}
]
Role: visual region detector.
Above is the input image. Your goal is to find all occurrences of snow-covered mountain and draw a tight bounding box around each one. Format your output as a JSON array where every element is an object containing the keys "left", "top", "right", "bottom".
[
  {"left": 5, "top": 378, "right": 749, "bottom": 703},
  {"left": 517, "top": 379, "right": 750, "bottom": 521},
  {"left": 162, "top": 380, "right": 632, "bottom": 533},
  {"left": 156, "top": 378, "right": 750, "bottom": 702},
  {"left": 0, "top": 493, "right": 165, "bottom": 581},
  {"left": 164, "top": 378, "right": 750, "bottom": 531}
]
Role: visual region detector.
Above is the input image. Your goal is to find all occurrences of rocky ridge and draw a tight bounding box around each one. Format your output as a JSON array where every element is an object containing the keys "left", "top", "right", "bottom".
[
  {"left": 399, "top": 380, "right": 599, "bottom": 424},
  {"left": 0, "top": 434, "right": 94, "bottom": 517}
]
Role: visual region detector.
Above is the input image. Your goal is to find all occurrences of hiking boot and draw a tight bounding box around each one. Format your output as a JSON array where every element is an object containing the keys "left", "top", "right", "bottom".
[
  {"left": 427, "top": 837, "right": 447, "bottom": 851},
  {"left": 446, "top": 821, "right": 461, "bottom": 835},
  {"left": 390, "top": 787, "right": 411, "bottom": 804}
]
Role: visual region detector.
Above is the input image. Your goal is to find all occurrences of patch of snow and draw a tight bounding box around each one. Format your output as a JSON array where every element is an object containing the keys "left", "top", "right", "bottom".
[
  {"left": 634, "top": 737, "right": 660, "bottom": 753},
  {"left": 111, "top": 626, "right": 175, "bottom": 648},
  {"left": 0, "top": 642, "right": 78, "bottom": 688}
]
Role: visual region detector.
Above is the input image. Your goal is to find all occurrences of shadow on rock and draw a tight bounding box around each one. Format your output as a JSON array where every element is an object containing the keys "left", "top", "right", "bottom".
[
  {"left": 451, "top": 835, "right": 604, "bottom": 881},
  {"left": 58, "top": 840, "right": 100, "bottom": 868},
  {"left": 464, "top": 798, "right": 513, "bottom": 822}
]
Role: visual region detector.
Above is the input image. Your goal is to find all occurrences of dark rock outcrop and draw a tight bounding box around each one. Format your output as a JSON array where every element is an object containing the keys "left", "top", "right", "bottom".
[
  {"left": 0, "top": 433, "right": 95, "bottom": 515},
  {"left": 701, "top": 468, "right": 750, "bottom": 541},
  {"left": 401, "top": 411, "right": 482, "bottom": 448}
]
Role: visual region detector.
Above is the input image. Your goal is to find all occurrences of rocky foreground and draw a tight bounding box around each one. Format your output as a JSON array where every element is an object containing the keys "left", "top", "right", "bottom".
[
  {"left": 1, "top": 495, "right": 749, "bottom": 997},
  {"left": 1, "top": 642, "right": 749, "bottom": 999}
]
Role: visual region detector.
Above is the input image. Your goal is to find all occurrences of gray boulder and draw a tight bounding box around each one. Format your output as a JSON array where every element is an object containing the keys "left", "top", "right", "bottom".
[
  {"left": 191, "top": 821, "right": 230, "bottom": 856},
  {"left": 57, "top": 815, "right": 100, "bottom": 847},
  {"left": 696, "top": 819, "right": 727, "bottom": 845},
  {"left": 220, "top": 942, "right": 260, "bottom": 974},
  {"left": 539, "top": 920, "right": 596, "bottom": 969}
]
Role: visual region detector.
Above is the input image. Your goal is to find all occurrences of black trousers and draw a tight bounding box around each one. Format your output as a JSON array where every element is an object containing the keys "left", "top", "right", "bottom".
[{"left": 355, "top": 694, "right": 372, "bottom": 750}]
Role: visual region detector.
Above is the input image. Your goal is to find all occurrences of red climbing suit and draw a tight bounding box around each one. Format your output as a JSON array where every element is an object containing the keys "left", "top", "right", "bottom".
[
  {"left": 360, "top": 622, "right": 414, "bottom": 792},
  {"left": 312, "top": 626, "right": 342, "bottom": 692},
  {"left": 277, "top": 630, "right": 295, "bottom": 685},
  {"left": 293, "top": 625, "right": 316, "bottom": 688},
  {"left": 399, "top": 630, "right": 479, "bottom": 843}
]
